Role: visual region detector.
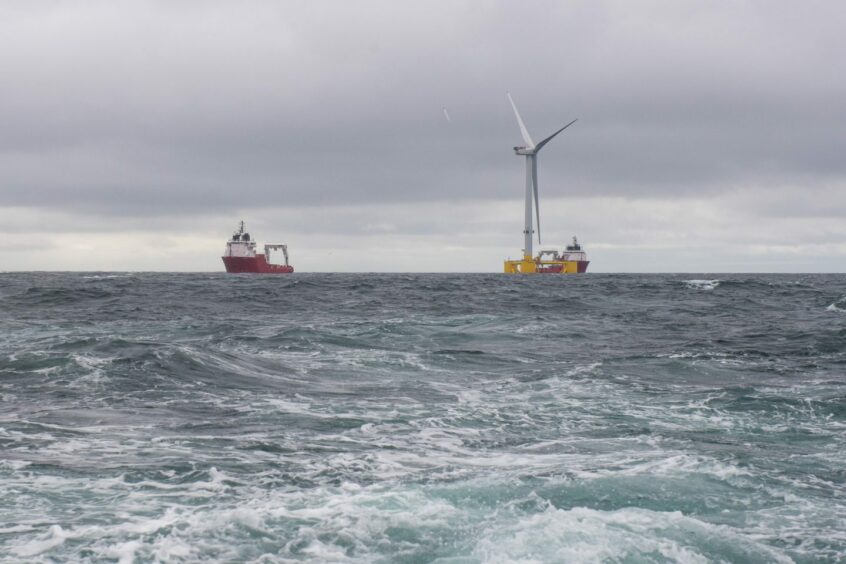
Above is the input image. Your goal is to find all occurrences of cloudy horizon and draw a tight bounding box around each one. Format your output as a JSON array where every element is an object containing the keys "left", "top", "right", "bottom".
[{"left": 2, "top": 0, "right": 845, "bottom": 272}]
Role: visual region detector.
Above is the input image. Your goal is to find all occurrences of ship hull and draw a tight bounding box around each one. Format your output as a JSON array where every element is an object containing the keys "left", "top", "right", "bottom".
[
  {"left": 222, "top": 256, "right": 294, "bottom": 273},
  {"left": 504, "top": 259, "right": 589, "bottom": 274},
  {"left": 536, "top": 261, "right": 590, "bottom": 274}
]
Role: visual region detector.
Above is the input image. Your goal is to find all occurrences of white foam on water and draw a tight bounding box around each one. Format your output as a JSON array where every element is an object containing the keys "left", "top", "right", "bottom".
[
  {"left": 104, "top": 540, "right": 142, "bottom": 564},
  {"left": 0, "top": 459, "right": 31, "bottom": 470},
  {"left": 663, "top": 351, "right": 750, "bottom": 369},
  {"left": 262, "top": 397, "right": 382, "bottom": 424},
  {"left": 263, "top": 483, "right": 461, "bottom": 556},
  {"left": 30, "top": 365, "right": 61, "bottom": 375},
  {"left": 567, "top": 362, "right": 602, "bottom": 377},
  {"left": 515, "top": 321, "right": 557, "bottom": 334},
  {"left": 684, "top": 279, "right": 721, "bottom": 291},
  {"left": 12, "top": 524, "right": 69, "bottom": 557},
  {"left": 0, "top": 525, "right": 35, "bottom": 534},
  {"left": 471, "top": 506, "right": 792, "bottom": 564},
  {"left": 66, "top": 352, "right": 118, "bottom": 386},
  {"left": 618, "top": 453, "right": 753, "bottom": 481},
  {"left": 117, "top": 508, "right": 182, "bottom": 536},
  {"left": 455, "top": 388, "right": 483, "bottom": 404},
  {"left": 330, "top": 347, "right": 431, "bottom": 372},
  {"left": 151, "top": 536, "right": 193, "bottom": 561},
  {"left": 34, "top": 482, "right": 453, "bottom": 561}
]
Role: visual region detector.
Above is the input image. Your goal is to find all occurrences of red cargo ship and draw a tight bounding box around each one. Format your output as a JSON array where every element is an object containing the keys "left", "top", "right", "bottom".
[{"left": 222, "top": 221, "right": 294, "bottom": 273}]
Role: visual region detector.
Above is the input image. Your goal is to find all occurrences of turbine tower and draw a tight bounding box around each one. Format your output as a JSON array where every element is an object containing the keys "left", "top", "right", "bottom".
[{"left": 507, "top": 92, "right": 577, "bottom": 262}]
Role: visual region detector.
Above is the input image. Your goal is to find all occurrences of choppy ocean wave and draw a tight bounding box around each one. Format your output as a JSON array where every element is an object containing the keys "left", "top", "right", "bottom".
[{"left": 1, "top": 273, "right": 846, "bottom": 562}]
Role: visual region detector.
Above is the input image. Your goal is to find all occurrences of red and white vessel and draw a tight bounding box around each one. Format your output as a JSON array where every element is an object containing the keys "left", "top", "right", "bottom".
[
  {"left": 535, "top": 237, "right": 590, "bottom": 273},
  {"left": 222, "top": 221, "right": 294, "bottom": 273}
]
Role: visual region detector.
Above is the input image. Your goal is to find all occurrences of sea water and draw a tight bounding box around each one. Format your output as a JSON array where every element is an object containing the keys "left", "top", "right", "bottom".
[{"left": 1, "top": 273, "right": 845, "bottom": 562}]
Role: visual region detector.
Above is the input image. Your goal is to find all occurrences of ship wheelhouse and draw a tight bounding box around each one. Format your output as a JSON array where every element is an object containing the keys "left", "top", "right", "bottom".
[
  {"left": 560, "top": 236, "right": 587, "bottom": 263},
  {"left": 224, "top": 221, "right": 257, "bottom": 258}
]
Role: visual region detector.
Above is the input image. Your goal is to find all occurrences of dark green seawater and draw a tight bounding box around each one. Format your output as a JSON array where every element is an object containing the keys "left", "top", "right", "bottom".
[{"left": 1, "top": 273, "right": 845, "bottom": 562}]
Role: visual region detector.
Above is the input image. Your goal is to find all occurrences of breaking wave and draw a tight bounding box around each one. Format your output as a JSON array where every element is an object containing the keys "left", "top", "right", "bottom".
[{"left": 684, "top": 278, "right": 721, "bottom": 290}]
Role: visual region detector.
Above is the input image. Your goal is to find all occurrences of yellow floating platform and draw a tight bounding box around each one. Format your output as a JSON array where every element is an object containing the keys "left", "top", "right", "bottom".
[{"left": 504, "top": 254, "right": 586, "bottom": 274}]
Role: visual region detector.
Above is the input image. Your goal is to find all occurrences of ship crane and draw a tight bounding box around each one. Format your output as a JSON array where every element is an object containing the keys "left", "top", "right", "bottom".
[{"left": 264, "top": 244, "right": 289, "bottom": 266}]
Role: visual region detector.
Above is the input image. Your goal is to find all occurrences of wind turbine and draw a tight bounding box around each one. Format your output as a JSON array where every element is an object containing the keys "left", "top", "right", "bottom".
[{"left": 507, "top": 92, "right": 577, "bottom": 262}]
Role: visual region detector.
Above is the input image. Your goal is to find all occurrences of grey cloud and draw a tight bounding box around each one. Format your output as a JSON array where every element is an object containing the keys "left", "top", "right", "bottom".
[{"left": 1, "top": 0, "right": 845, "bottom": 220}]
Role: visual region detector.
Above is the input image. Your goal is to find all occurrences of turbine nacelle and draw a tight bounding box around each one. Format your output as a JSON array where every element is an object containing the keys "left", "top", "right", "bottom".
[{"left": 514, "top": 146, "right": 534, "bottom": 155}]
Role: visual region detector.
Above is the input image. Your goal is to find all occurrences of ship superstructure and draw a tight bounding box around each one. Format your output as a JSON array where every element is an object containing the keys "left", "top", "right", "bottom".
[
  {"left": 502, "top": 93, "right": 589, "bottom": 274},
  {"left": 222, "top": 221, "right": 294, "bottom": 273},
  {"left": 532, "top": 237, "right": 590, "bottom": 273}
]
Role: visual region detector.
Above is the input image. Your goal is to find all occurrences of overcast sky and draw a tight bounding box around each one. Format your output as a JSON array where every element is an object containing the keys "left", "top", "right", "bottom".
[{"left": 1, "top": 0, "right": 844, "bottom": 272}]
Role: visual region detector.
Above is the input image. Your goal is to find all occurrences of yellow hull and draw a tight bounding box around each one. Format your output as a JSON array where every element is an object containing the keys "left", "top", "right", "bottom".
[{"left": 503, "top": 255, "right": 586, "bottom": 274}]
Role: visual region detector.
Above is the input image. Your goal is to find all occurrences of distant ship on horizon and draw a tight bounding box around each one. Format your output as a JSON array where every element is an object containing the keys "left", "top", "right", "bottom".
[
  {"left": 222, "top": 221, "right": 294, "bottom": 273},
  {"left": 532, "top": 237, "right": 590, "bottom": 274}
]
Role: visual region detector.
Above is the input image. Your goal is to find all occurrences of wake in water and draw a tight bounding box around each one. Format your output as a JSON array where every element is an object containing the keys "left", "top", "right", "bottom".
[{"left": 1, "top": 273, "right": 845, "bottom": 562}]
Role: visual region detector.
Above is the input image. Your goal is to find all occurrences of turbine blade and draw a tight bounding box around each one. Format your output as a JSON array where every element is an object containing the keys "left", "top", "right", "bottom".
[
  {"left": 532, "top": 155, "right": 541, "bottom": 245},
  {"left": 507, "top": 92, "right": 534, "bottom": 148},
  {"left": 534, "top": 119, "right": 577, "bottom": 152}
]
